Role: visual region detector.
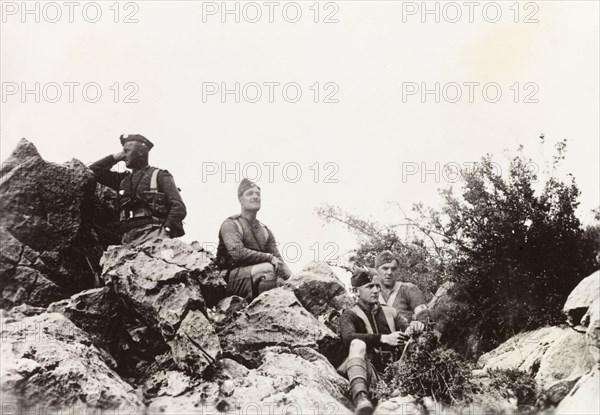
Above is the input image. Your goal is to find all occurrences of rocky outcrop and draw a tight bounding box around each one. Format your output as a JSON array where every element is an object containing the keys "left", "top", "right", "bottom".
[
  {"left": 563, "top": 270, "right": 600, "bottom": 363},
  {"left": 0, "top": 139, "right": 115, "bottom": 308},
  {"left": 0, "top": 309, "right": 142, "bottom": 412},
  {"left": 48, "top": 287, "right": 168, "bottom": 376},
  {"left": 212, "top": 295, "right": 248, "bottom": 328},
  {"left": 100, "top": 238, "right": 220, "bottom": 374},
  {"left": 283, "top": 262, "right": 353, "bottom": 333},
  {"left": 146, "top": 349, "right": 351, "bottom": 415},
  {"left": 218, "top": 288, "right": 340, "bottom": 367},
  {"left": 554, "top": 368, "right": 600, "bottom": 415}
]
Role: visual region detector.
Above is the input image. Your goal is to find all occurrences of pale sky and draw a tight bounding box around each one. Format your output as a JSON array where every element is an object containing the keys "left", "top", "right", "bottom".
[{"left": 2, "top": 1, "right": 598, "bottom": 272}]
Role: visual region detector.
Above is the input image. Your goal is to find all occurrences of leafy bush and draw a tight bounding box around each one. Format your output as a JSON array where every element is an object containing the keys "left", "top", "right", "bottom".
[
  {"left": 486, "top": 368, "right": 538, "bottom": 406},
  {"left": 374, "top": 332, "right": 475, "bottom": 405}
]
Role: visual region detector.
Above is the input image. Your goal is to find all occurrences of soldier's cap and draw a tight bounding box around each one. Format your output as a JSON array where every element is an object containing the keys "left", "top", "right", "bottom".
[
  {"left": 351, "top": 268, "right": 376, "bottom": 288},
  {"left": 375, "top": 250, "right": 397, "bottom": 268},
  {"left": 238, "top": 178, "right": 260, "bottom": 198},
  {"left": 120, "top": 134, "right": 154, "bottom": 150}
]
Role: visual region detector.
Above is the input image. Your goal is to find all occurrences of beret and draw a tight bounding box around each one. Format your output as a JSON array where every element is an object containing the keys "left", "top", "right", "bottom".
[
  {"left": 375, "top": 250, "right": 397, "bottom": 268},
  {"left": 120, "top": 134, "right": 154, "bottom": 150},
  {"left": 238, "top": 178, "right": 260, "bottom": 198},
  {"left": 351, "top": 268, "right": 374, "bottom": 288}
]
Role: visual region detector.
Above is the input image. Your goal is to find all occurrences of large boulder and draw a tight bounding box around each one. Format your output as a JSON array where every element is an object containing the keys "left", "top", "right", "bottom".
[
  {"left": 477, "top": 326, "right": 595, "bottom": 405},
  {"left": 283, "top": 262, "right": 353, "bottom": 333},
  {"left": 563, "top": 270, "right": 599, "bottom": 327},
  {"left": 563, "top": 270, "right": 600, "bottom": 363},
  {"left": 555, "top": 368, "right": 600, "bottom": 415},
  {"left": 47, "top": 287, "right": 167, "bottom": 376},
  {"left": 100, "top": 239, "right": 220, "bottom": 374},
  {"left": 0, "top": 310, "right": 142, "bottom": 412},
  {"left": 218, "top": 288, "right": 340, "bottom": 367},
  {"left": 146, "top": 350, "right": 351, "bottom": 415},
  {"left": 0, "top": 139, "right": 113, "bottom": 308}
]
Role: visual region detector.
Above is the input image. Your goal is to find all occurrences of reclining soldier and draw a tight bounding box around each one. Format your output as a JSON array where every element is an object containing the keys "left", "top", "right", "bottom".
[
  {"left": 215, "top": 178, "right": 292, "bottom": 302},
  {"left": 375, "top": 250, "right": 431, "bottom": 323},
  {"left": 339, "top": 268, "right": 424, "bottom": 415},
  {"left": 90, "top": 134, "right": 186, "bottom": 246}
]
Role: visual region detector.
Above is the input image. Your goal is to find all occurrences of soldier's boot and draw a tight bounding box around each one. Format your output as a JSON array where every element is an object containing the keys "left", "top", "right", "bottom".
[{"left": 346, "top": 357, "right": 374, "bottom": 415}]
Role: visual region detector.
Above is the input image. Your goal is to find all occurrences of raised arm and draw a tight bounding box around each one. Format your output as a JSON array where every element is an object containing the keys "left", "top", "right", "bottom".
[{"left": 89, "top": 154, "right": 128, "bottom": 191}]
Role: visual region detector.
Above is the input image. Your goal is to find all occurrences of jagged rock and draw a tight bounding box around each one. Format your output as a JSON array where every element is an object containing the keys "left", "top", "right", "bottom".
[
  {"left": 0, "top": 139, "right": 111, "bottom": 308},
  {"left": 113, "top": 237, "right": 225, "bottom": 307},
  {"left": 100, "top": 239, "right": 221, "bottom": 374},
  {"left": 143, "top": 370, "right": 199, "bottom": 399},
  {"left": 146, "top": 350, "right": 352, "bottom": 415},
  {"left": 563, "top": 270, "right": 599, "bottom": 327},
  {"left": 218, "top": 358, "right": 250, "bottom": 379},
  {"left": 168, "top": 309, "right": 221, "bottom": 374},
  {"left": 585, "top": 297, "right": 600, "bottom": 363},
  {"left": 375, "top": 395, "right": 419, "bottom": 415},
  {"left": 212, "top": 296, "right": 248, "bottom": 327},
  {"left": 555, "top": 368, "right": 600, "bottom": 414},
  {"left": 219, "top": 288, "right": 340, "bottom": 367},
  {"left": 477, "top": 326, "right": 563, "bottom": 373},
  {"left": 534, "top": 328, "right": 594, "bottom": 388},
  {"left": 0, "top": 138, "right": 41, "bottom": 176},
  {"left": 543, "top": 375, "right": 582, "bottom": 406},
  {"left": 256, "top": 350, "right": 349, "bottom": 404},
  {"left": 283, "top": 261, "right": 353, "bottom": 333},
  {"left": 0, "top": 141, "right": 92, "bottom": 253},
  {"left": 2, "top": 265, "right": 63, "bottom": 308},
  {"left": 477, "top": 325, "right": 595, "bottom": 405},
  {"left": 48, "top": 287, "right": 167, "bottom": 375},
  {"left": 0, "top": 310, "right": 141, "bottom": 412},
  {"left": 564, "top": 270, "right": 600, "bottom": 363}
]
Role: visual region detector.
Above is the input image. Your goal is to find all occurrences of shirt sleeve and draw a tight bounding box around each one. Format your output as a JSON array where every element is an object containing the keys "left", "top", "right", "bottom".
[
  {"left": 157, "top": 170, "right": 187, "bottom": 230},
  {"left": 220, "top": 220, "right": 273, "bottom": 266},
  {"left": 89, "top": 155, "right": 127, "bottom": 191},
  {"left": 339, "top": 311, "right": 382, "bottom": 350},
  {"left": 393, "top": 309, "right": 409, "bottom": 332},
  {"left": 405, "top": 284, "right": 430, "bottom": 323}
]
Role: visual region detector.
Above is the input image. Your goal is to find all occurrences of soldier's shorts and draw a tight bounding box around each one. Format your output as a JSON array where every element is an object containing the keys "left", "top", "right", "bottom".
[{"left": 122, "top": 223, "right": 169, "bottom": 246}]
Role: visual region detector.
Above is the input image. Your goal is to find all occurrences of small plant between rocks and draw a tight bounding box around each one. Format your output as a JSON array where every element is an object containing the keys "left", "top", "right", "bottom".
[{"left": 373, "top": 331, "right": 539, "bottom": 410}]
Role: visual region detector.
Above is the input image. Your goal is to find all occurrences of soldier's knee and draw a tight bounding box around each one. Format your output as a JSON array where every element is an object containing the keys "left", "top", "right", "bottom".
[
  {"left": 349, "top": 339, "right": 367, "bottom": 356},
  {"left": 251, "top": 262, "right": 275, "bottom": 277}
]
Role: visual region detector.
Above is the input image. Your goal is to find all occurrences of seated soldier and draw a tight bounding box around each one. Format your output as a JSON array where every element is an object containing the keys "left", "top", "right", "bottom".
[
  {"left": 215, "top": 178, "right": 292, "bottom": 302},
  {"left": 339, "top": 269, "right": 424, "bottom": 415},
  {"left": 375, "top": 251, "right": 431, "bottom": 323}
]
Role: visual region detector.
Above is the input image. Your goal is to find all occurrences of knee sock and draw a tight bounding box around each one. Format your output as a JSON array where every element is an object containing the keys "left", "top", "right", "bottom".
[{"left": 346, "top": 357, "right": 369, "bottom": 401}]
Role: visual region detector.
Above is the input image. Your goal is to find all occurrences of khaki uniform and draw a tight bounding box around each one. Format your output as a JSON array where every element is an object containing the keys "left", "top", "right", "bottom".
[
  {"left": 379, "top": 281, "right": 430, "bottom": 323},
  {"left": 90, "top": 155, "right": 186, "bottom": 245},
  {"left": 215, "top": 214, "right": 291, "bottom": 301}
]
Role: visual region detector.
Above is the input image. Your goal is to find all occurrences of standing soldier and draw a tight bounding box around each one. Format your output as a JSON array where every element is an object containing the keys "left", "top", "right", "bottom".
[
  {"left": 90, "top": 134, "right": 186, "bottom": 246},
  {"left": 375, "top": 250, "right": 430, "bottom": 323},
  {"left": 215, "top": 178, "right": 292, "bottom": 302},
  {"left": 338, "top": 269, "right": 424, "bottom": 414}
]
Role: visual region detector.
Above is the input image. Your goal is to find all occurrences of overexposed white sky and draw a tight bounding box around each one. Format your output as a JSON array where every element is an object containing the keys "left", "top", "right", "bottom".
[{"left": 1, "top": 1, "right": 599, "bottom": 271}]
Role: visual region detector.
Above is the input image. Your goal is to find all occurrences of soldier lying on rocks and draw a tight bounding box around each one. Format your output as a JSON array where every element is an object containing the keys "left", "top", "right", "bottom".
[
  {"left": 338, "top": 268, "right": 425, "bottom": 415},
  {"left": 90, "top": 134, "right": 187, "bottom": 246},
  {"left": 215, "top": 178, "right": 292, "bottom": 302}
]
